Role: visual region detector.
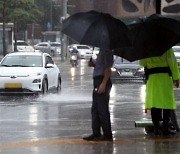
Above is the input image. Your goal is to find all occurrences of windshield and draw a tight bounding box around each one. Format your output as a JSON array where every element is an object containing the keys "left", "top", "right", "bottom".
[
  {"left": 77, "top": 46, "right": 90, "bottom": 49},
  {"left": 114, "top": 57, "right": 138, "bottom": 64},
  {"left": 0, "top": 55, "right": 43, "bottom": 67}
]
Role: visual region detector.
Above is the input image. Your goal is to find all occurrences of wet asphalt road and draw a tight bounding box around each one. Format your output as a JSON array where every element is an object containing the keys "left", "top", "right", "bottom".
[{"left": 0, "top": 57, "right": 180, "bottom": 154}]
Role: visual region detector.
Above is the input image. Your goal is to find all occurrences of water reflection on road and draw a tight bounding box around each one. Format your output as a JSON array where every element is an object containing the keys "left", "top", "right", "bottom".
[{"left": 1, "top": 59, "right": 180, "bottom": 153}]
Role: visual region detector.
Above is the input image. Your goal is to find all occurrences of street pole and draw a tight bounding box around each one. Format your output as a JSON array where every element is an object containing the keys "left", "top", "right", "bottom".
[
  {"left": 2, "top": 3, "right": 7, "bottom": 56},
  {"left": 61, "top": 0, "right": 68, "bottom": 61},
  {"left": 50, "top": 0, "right": 53, "bottom": 29},
  {"left": 156, "top": 0, "right": 161, "bottom": 14}
]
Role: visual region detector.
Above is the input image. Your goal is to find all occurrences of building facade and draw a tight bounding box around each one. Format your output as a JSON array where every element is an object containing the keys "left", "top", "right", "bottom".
[
  {"left": 0, "top": 23, "right": 14, "bottom": 53},
  {"left": 68, "top": 0, "right": 180, "bottom": 18}
]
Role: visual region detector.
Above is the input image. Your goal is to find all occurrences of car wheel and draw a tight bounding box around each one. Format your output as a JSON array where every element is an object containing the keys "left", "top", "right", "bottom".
[
  {"left": 41, "top": 79, "right": 48, "bottom": 94},
  {"left": 57, "top": 76, "right": 61, "bottom": 93},
  {"left": 51, "top": 50, "right": 55, "bottom": 56}
]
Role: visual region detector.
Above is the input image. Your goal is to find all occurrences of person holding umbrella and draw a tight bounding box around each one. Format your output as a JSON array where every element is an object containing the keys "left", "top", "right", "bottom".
[
  {"left": 139, "top": 48, "right": 180, "bottom": 135},
  {"left": 83, "top": 49, "right": 114, "bottom": 141}
]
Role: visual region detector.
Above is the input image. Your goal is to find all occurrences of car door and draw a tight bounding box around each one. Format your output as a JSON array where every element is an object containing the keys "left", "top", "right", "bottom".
[
  {"left": 37, "top": 43, "right": 50, "bottom": 53},
  {"left": 45, "top": 56, "right": 57, "bottom": 88},
  {"left": 43, "top": 43, "right": 51, "bottom": 54}
]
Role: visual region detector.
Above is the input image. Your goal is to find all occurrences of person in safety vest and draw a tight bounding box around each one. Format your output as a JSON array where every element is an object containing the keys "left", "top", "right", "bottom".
[{"left": 139, "top": 48, "right": 180, "bottom": 135}]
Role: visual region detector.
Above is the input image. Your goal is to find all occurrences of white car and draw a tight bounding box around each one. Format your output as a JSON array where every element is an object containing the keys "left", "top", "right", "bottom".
[
  {"left": 174, "top": 49, "right": 180, "bottom": 69},
  {"left": 15, "top": 40, "right": 34, "bottom": 52},
  {"left": 70, "top": 44, "right": 93, "bottom": 59},
  {"left": 49, "top": 42, "right": 61, "bottom": 56},
  {"left": 172, "top": 46, "right": 180, "bottom": 53},
  {"left": 0, "top": 52, "right": 61, "bottom": 95},
  {"left": 91, "top": 47, "right": 100, "bottom": 60}
]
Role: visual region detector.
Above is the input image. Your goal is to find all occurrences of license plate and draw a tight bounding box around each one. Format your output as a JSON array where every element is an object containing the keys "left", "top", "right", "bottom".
[
  {"left": 121, "top": 72, "right": 133, "bottom": 76},
  {"left": 5, "top": 83, "right": 22, "bottom": 89}
]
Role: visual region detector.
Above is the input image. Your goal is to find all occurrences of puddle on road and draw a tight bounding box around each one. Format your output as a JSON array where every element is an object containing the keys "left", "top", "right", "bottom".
[
  {"left": 37, "top": 91, "right": 92, "bottom": 103},
  {"left": 0, "top": 91, "right": 92, "bottom": 106}
]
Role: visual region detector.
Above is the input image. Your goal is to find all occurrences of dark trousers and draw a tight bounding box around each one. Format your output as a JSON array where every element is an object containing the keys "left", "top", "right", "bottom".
[
  {"left": 91, "top": 76, "right": 112, "bottom": 137},
  {"left": 151, "top": 108, "right": 171, "bottom": 129}
]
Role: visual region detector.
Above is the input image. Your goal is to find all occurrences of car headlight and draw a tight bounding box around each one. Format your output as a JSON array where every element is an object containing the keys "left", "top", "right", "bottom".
[
  {"left": 28, "top": 72, "right": 42, "bottom": 77},
  {"left": 56, "top": 48, "right": 61, "bottom": 52},
  {"left": 111, "top": 67, "right": 116, "bottom": 72},
  {"left": 138, "top": 67, "right": 144, "bottom": 72}
]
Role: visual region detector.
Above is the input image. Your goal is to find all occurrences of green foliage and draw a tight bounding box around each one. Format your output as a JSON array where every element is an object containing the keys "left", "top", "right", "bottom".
[
  {"left": 0, "top": 0, "right": 43, "bottom": 30},
  {"left": 34, "top": 0, "right": 62, "bottom": 31},
  {"left": 0, "top": 0, "right": 62, "bottom": 31}
]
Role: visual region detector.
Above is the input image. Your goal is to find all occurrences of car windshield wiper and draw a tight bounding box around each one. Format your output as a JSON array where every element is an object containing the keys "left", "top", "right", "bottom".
[
  {"left": 0, "top": 64, "right": 11, "bottom": 67},
  {"left": 10, "top": 65, "right": 28, "bottom": 67}
]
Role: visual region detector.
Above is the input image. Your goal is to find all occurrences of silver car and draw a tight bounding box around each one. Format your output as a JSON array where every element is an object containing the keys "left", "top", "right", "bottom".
[
  {"left": 34, "top": 42, "right": 51, "bottom": 54},
  {"left": 49, "top": 42, "right": 61, "bottom": 56},
  {"left": 34, "top": 42, "right": 61, "bottom": 56}
]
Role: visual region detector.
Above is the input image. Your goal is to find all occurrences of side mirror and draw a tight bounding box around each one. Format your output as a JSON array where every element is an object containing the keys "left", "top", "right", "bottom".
[{"left": 45, "top": 63, "right": 54, "bottom": 68}]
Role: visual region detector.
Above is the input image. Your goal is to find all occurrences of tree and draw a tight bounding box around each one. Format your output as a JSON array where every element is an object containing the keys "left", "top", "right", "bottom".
[
  {"left": 0, "top": 0, "right": 42, "bottom": 55},
  {"left": 34, "top": 0, "right": 62, "bottom": 31}
]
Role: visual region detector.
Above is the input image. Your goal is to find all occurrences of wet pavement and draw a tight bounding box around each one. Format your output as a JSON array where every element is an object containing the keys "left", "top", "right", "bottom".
[{"left": 0, "top": 57, "right": 180, "bottom": 154}]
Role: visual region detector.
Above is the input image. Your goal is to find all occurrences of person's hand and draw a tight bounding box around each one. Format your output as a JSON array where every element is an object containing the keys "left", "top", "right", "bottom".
[
  {"left": 174, "top": 80, "right": 179, "bottom": 88},
  {"left": 88, "top": 60, "right": 94, "bottom": 67},
  {"left": 98, "top": 83, "right": 106, "bottom": 94}
]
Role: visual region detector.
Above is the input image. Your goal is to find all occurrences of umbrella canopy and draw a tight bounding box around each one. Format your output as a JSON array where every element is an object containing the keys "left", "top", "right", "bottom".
[
  {"left": 61, "top": 10, "right": 131, "bottom": 50},
  {"left": 114, "top": 14, "right": 180, "bottom": 62}
]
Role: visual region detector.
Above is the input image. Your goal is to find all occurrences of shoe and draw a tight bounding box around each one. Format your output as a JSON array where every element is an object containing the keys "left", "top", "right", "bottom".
[
  {"left": 163, "top": 129, "right": 176, "bottom": 135},
  {"left": 82, "top": 134, "right": 101, "bottom": 141},
  {"left": 154, "top": 128, "right": 163, "bottom": 135},
  {"left": 93, "top": 135, "right": 113, "bottom": 141}
]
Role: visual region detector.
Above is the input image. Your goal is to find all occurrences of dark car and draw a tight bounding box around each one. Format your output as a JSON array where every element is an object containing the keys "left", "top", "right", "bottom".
[{"left": 111, "top": 57, "right": 145, "bottom": 82}]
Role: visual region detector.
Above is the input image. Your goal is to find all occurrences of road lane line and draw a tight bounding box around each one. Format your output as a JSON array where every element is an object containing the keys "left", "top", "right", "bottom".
[{"left": 1, "top": 138, "right": 180, "bottom": 149}]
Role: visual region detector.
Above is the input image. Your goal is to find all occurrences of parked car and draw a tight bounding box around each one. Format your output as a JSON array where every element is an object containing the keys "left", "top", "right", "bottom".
[
  {"left": 34, "top": 42, "right": 61, "bottom": 56},
  {"left": 15, "top": 40, "right": 34, "bottom": 52},
  {"left": 111, "top": 56, "right": 145, "bottom": 82},
  {"left": 50, "top": 42, "right": 61, "bottom": 56},
  {"left": 0, "top": 52, "right": 61, "bottom": 95},
  {"left": 69, "top": 44, "right": 93, "bottom": 59}
]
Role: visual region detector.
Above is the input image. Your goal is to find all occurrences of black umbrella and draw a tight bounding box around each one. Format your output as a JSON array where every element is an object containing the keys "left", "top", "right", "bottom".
[
  {"left": 61, "top": 10, "right": 131, "bottom": 50},
  {"left": 114, "top": 14, "right": 180, "bottom": 62}
]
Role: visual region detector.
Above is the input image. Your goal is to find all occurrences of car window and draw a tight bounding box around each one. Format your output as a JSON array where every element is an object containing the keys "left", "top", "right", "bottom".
[
  {"left": 16, "top": 42, "right": 28, "bottom": 46},
  {"left": 0, "top": 55, "right": 43, "bottom": 67},
  {"left": 45, "top": 56, "right": 54, "bottom": 65},
  {"left": 77, "top": 46, "right": 89, "bottom": 49},
  {"left": 39, "top": 44, "right": 48, "bottom": 47},
  {"left": 50, "top": 43, "right": 61, "bottom": 47}
]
